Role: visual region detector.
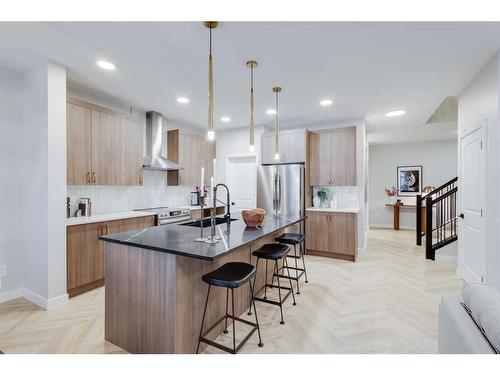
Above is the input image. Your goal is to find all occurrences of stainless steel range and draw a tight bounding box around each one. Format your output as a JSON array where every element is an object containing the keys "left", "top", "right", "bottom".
[{"left": 134, "top": 207, "right": 191, "bottom": 226}]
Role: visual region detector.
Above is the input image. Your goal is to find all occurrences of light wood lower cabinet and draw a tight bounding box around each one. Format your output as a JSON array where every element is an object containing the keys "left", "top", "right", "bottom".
[
  {"left": 67, "top": 215, "right": 155, "bottom": 297},
  {"left": 306, "top": 211, "right": 357, "bottom": 261}
]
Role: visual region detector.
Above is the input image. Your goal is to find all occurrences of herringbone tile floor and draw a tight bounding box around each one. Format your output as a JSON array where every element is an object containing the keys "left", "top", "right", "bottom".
[{"left": 0, "top": 229, "right": 462, "bottom": 354}]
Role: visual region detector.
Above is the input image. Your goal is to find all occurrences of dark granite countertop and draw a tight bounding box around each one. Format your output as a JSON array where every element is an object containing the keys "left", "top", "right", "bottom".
[{"left": 99, "top": 213, "right": 305, "bottom": 261}]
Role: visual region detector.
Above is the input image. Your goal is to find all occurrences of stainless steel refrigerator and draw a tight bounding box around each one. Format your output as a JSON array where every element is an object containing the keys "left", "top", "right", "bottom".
[{"left": 257, "top": 163, "right": 305, "bottom": 233}]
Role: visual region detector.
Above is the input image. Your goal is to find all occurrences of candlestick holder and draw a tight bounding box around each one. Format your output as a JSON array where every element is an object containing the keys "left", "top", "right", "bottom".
[
  {"left": 194, "top": 193, "right": 209, "bottom": 242},
  {"left": 205, "top": 187, "right": 221, "bottom": 244}
]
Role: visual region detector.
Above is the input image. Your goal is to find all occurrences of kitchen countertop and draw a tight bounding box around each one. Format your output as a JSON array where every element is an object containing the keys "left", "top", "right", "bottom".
[
  {"left": 306, "top": 207, "right": 359, "bottom": 213},
  {"left": 99, "top": 213, "right": 305, "bottom": 261},
  {"left": 66, "top": 210, "right": 157, "bottom": 226}
]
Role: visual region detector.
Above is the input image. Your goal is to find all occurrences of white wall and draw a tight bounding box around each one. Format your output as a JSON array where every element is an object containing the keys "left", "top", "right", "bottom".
[
  {"left": 0, "top": 62, "right": 68, "bottom": 308},
  {"left": 0, "top": 66, "right": 24, "bottom": 301},
  {"left": 22, "top": 62, "right": 68, "bottom": 308},
  {"left": 369, "top": 140, "right": 458, "bottom": 230},
  {"left": 215, "top": 126, "right": 264, "bottom": 184},
  {"left": 457, "top": 52, "right": 500, "bottom": 290}
]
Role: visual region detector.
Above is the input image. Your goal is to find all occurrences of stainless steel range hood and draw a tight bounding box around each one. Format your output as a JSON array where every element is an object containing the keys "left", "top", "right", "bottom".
[{"left": 143, "top": 111, "right": 182, "bottom": 171}]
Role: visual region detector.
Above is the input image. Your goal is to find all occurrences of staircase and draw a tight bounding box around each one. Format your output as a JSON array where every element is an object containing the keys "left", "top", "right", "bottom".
[{"left": 416, "top": 177, "right": 458, "bottom": 260}]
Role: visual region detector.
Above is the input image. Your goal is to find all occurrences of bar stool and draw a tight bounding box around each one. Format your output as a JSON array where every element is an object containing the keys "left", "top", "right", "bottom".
[
  {"left": 275, "top": 233, "right": 309, "bottom": 294},
  {"left": 196, "top": 262, "right": 263, "bottom": 354},
  {"left": 249, "top": 243, "right": 297, "bottom": 325}
]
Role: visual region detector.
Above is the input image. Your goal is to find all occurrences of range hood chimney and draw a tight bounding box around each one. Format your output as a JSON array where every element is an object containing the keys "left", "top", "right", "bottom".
[{"left": 143, "top": 111, "right": 182, "bottom": 171}]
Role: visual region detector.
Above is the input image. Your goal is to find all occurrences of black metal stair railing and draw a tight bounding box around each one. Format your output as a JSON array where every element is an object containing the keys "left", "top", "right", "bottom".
[{"left": 416, "top": 177, "right": 458, "bottom": 260}]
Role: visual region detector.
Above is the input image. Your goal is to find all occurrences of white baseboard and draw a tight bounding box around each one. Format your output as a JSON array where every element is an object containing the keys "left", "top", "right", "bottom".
[
  {"left": 369, "top": 223, "right": 415, "bottom": 231},
  {"left": 21, "top": 288, "right": 68, "bottom": 310},
  {"left": 0, "top": 288, "right": 23, "bottom": 304},
  {"left": 435, "top": 254, "right": 457, "bottom": 264}
]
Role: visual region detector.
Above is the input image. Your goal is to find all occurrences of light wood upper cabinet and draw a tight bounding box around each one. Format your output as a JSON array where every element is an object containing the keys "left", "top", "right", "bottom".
[
  {"left": 309, "top": 127, "right": 356, "bottom": 186},
  {"left": 261, "top": 129, "right": 307, "bottom": 165},
  {"left": 67, "top": 103, "right": 92, "bottom": 185},
  {"left": 119, "top": 117, "right": 144, "bottom": 186},
  {"left": 167, "top": 129, "right": 215, "bottom": 187},
  {"left": 91, "top": 110, "right": 121, "bottom": 185},
  {"left": 67, "top": 99, "right": 145, "bottom": 186},
  {"left": 305, "top": 211, "right": 357, "bottom": 261}
]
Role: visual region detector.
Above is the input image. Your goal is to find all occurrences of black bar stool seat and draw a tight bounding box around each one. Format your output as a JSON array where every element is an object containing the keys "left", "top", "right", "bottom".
[
  {"left": 274, "top": 233, "right": 304, "bottom": 245},
  {"left": 197, "top": 262, "right": 263, "bottom": 354},
  {"left": 252, "top": 243, "right": 290, "bottom": 260},
  {"left": 275, "top": 232, "right": 309, "bottom": 294},
  {"left": 202, "top": 262, "right": 256, "bottom": 288},
  {"left": 249, "top": 243, "right": 297, "bottom": 325}
]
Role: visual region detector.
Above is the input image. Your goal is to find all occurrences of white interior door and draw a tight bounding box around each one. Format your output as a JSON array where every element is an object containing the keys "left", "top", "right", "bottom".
[
  {"left": 459, "top": 124, "right": 486, "bottom": 283},
  {"left": 226, "top": 155, "right": 257, "bottom": 212}
]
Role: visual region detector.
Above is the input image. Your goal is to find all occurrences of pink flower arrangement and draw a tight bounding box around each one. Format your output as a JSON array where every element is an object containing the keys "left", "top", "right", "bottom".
[{"left": 385, "top": 186, "right": 398, "bottom": 197}]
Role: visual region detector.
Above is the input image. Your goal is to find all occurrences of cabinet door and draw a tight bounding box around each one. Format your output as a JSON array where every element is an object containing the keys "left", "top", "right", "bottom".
[
  {"left": 119, "top": 117, "right": 144, "bottom": 186},
  {"left": 309, "top": 127, "right": 356, "bottom": 186},
  {"left": 67, "top": 222, "right": 105, "bottom": 292},
  {"left": 329, "top": 127, "right": 356, "bottom": 186},
  {"left": 328, "top": 213, "right": 357, "bottom": 256},
  {"left": 305, "top": 212, "right": 329, "bottom": 251},
  {"left": 91, "top": 110, "right": 121, "bottom": 185},
  {"left": 67, "top": 103, "right": 92, "bottom": 185},
  {"left": 260, "top": 133, "right": 275, "bottom": 165},
  {"left": 281, "top": 131, "right": 306, "bottom": 163}
]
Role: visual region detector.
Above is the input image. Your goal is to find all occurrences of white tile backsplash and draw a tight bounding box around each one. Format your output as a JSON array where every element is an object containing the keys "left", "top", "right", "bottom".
[
  {"left": 312, "top": 186, "right": 360, "bottom": 209},
  {"left": 67, "top": 170, "right": 194, "bottom": 215}
]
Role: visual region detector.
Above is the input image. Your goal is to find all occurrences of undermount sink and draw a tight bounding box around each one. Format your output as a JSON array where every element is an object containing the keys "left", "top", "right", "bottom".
[{"left": 180, "top": 217, "right": 238, "bottom": 228}]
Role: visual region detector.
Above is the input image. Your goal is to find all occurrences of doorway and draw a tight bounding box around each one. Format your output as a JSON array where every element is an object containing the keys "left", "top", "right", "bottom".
[
  {"left": 225, "top": 155, "right": 257, "bottom": 212},
  {"left": 459, "top": 122, "right": 487, "bottom": 283}
]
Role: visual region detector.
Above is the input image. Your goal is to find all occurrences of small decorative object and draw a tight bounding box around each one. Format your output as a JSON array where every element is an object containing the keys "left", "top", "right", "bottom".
[
  {"left": 317, "top": 187, "right": 329, "bottom": 207},
  {"left": 397, "top": 165, "right": 422, "bottom": 196},
  {"left": 313, "top": 195, "right": 320, "bottom": 208},
  {"left": 396, "top": 199, "right": 403, "bottom": 205},
  {"left": 241, "top": 208, "right": 265, "bottom": 228},
  {"left": 385, "top": 186, "right": 398, "bottom": 204},
  {"left": 423, "top": 185, "right": 435, "bottom": 195}
]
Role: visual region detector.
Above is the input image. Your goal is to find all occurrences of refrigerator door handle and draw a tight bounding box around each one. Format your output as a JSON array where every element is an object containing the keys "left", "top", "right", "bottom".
[
  {"left": 273, "top": 172, "right": 277, "bottom": 211},
  {"left": 277, "top": 173, "right": 282, "bottom": 211}
]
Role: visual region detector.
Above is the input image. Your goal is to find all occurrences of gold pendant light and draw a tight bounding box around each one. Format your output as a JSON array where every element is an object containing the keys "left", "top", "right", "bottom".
[
  {"left": 272, "top": 86, "right": 282, "bottom": 160},
  {"left": 204, "top": 21, "right": 218, "bottom": 141},
  {"left": 246, "top": 60, "right": 257, "bottom": 152}
]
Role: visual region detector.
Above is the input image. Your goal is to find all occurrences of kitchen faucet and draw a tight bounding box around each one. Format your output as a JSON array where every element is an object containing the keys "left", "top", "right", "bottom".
[{"left": 215, "top": 183, "right": 234, "bottom": 225}]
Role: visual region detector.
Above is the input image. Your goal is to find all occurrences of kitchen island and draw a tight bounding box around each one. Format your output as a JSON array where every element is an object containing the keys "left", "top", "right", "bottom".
[{"left": 99, "top": 213, "right": 305, "bottom": 354}]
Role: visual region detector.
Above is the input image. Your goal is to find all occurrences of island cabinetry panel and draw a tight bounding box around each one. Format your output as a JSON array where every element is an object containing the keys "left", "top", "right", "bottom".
[
  {"left": 261, "top": 129, "right": 307, "bottom": 164},
  {"left": 167, "top": 129, "right": 216, "bottom": 187},
  {"left": 66, "top": 98, "right": 144, "bottom": 186},
  {"left": 67, "top": 215, "right": 155, "bottom": 297},
  {"left": 309, "top": 127, "right": 356, "bottom": 186},
  {"left": 104, "top": 229, "right": 283, "bottom": 354},
  {"left": 306, "top": 211, "right": 357, "bottom": 261}
]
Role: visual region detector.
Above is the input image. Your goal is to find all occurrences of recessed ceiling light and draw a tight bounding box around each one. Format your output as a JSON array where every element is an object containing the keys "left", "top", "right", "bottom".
[
  {"left": 266, "top": 109, "right": 277, "bottom": 115},
  {"left": 320, "top": 99, "right": 333, "bottom": 106},
  {"left": 386, "top": 110, "right": 406, "bottom": 117},
  {"left": 220, "top": 116, "right": 231, "bottom": 122},
  {"left": 176, "top": 97, "right": 190, "bottom": 104},
  {"left": 96, "top": 60, "right": 116, "bottom": 71}
]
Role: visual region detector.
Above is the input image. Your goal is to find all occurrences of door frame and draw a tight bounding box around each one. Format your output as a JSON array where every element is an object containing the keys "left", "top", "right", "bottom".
[
  {"left": 225, "top": 154, "right": 258, "bottom": 210},
  {"left": 458, "top": 120, "right": 487, "bottom": 282}
]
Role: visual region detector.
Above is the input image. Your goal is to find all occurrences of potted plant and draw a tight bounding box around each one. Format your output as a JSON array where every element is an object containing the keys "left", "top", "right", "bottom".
[
  {"left": 385, "top": 186, "right": 398, "bottom": 204},
  {"left": 313, "top": 187, "right": 329, "bottom": 208}
]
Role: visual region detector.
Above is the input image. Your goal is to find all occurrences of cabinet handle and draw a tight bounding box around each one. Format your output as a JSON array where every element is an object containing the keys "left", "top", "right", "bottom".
[
  {"left": 99, "top": 224, "right": 104, "bottom": 236},
  {"left": 139, "top": 173, "right": 143, "bottom": 185},
  {"left": 91, "top": 172, "right": 96, "bottom": 184},
  {"left": 87, "top": 172, "right": 91, "bottom": 184},
  {"left": 104, "top": 223, "right": 109, "bottom": 235}
]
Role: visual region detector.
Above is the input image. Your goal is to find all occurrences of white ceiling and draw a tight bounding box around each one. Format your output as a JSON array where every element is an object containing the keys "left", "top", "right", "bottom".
[{"left": 1, "top": 22, "right": 500, "bottom": 143}]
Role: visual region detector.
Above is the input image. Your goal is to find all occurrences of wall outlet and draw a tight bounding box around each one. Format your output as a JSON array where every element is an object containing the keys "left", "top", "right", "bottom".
[{"left": 0, "top": 264, "right": 7, "bottom": 277}]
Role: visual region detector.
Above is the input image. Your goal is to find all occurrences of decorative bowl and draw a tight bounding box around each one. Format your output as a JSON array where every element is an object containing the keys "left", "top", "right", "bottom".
[{"left": 241, "top": 208, "right": 266, "bottom": 228}]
